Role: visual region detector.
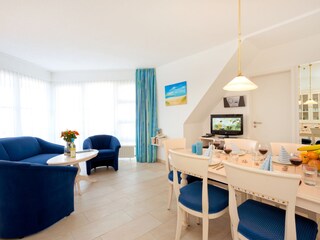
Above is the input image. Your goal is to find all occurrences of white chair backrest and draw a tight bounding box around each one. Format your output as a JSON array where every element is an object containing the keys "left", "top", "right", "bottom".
[
  {"left": 163, "top": 138, "right": 186, "bottom": 172},
  {"left": 310, "top": 127, "right": 320, "bottom": 135},
  {"left": 224, "top": 161, "right": 300, "bottom": 240},
  {"left": 169, "top": 149, "right": 210, "bottom": 214},
  {"left": 224, "top": 138, "right": 257, "bottom": 152},
  {"left": 270, "top": 142, "right": 303, "bottom": 155}
]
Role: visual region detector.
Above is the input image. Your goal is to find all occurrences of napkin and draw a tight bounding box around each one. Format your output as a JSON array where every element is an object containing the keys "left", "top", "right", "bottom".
[
  {"left": 260, "top": 154, "right": 273, "bottom": 171},
  {"left": 231, "top": 143, "right": 241, "bottom": 154},
  {"left": 278, "top": 146, "right": 290, "bottom": 164},
  {"left": 204, "top": 144, "right": 213, "bottom": 157}
]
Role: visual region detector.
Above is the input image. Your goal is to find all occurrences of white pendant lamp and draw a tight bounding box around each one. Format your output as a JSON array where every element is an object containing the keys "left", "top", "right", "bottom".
[
  {"left": 298, "top": 65, "right": 302, "bottom": 105},
  {"left": 223, "top": 0, "right": 257, "bottom": 91},
  {"left": 304, "top": 64, "right": 317, "bottom": 105}
]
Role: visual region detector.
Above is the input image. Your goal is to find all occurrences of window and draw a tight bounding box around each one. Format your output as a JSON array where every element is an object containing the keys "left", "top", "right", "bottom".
[
  {"left": 0, "top": 69, "right": 136, "bottom": 146},
  {"left": 53, "top": 79, "right": 135, "bottom": 146},
  {"left": 0, "top": 70, "right": 51, "bottom": 139}
]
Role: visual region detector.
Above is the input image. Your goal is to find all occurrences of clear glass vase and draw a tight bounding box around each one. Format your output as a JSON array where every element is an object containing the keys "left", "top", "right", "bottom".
[{"left": 64, "top": 142, "right": 71, "bottom": 156}]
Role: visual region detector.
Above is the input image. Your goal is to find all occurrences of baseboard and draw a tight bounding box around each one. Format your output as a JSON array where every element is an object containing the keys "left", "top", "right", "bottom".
[{"left": 157, "top": 158, "right": 166, "bottom": 164}]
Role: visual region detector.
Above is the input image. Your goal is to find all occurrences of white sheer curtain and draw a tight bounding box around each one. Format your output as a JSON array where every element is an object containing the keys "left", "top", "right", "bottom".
[
  {"left": 52, "top": 79, "right": 135, "bottom": 147},
  {"left": 0, "top": 70, "right": 51, "bottom": 139},
  {"left": 0, "top": 69, "right": 135, "bottom": 146}
]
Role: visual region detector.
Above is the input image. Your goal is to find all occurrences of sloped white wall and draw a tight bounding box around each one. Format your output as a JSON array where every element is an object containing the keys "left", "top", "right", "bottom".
[{"left": 246, "top": 33, "right": 320, "bottom": 77}]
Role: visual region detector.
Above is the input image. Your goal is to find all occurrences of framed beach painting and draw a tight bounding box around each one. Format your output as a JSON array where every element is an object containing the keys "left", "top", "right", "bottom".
[{"left": 165, "top": 81, "right": 187, "bottom": 106}]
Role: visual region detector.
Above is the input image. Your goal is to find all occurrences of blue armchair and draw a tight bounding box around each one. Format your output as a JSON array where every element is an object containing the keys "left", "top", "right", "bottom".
[
  {"left": 83, "top": 135, "right": 121, "bottom": 175},
  {"left": 0, "top": 160, "right": 77, "bottom": 239}
]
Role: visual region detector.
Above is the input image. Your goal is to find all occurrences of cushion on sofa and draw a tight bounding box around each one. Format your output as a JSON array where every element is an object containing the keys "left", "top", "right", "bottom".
[
  {"left": 0, "top": 144, "right": 10, "bottom": 160},
  {"left": 20, "top": 154, "right": 60, "bottom": 165},
  {"left": 36, "top": 138, "right": 64, "bottom": 154},
  {"left": 0, "top": 137, "right": 42, "bottom": 161}
]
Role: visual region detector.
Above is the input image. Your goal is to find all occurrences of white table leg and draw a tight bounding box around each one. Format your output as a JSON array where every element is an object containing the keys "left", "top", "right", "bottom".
[{"left": 74, "top": 163, "right": 97, "bottom": 195}]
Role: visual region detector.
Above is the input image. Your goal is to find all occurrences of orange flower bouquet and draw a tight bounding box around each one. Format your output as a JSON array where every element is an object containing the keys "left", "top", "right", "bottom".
[{"left": 60, "top": 130, "right": 79, "bottom": 142}]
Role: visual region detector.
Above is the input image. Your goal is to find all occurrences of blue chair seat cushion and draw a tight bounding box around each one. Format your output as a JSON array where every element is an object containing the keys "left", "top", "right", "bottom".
[
  {"left": 238, "top": 199, "right": 318, "bottom": 240},
  {"left": 95, "top": 149, "right": 116, "bottom": 160},
  {"left": 178, "top": 181, "right": 228, "bottom": 214},
  {"left": 168, "top": 170, "right": 200, "bottom": 184}
]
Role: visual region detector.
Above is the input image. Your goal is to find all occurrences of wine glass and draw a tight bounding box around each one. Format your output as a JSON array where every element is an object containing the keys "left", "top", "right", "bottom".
[
  {"left": 258, "top": 144, "right": 269, "bottom": 161},
  {"left": 289, "top": 153, "right": 302, "bottom": 174},
  {"left": 213, "top": 139, "right": 221, "bottom": 150},
  {"left": 223, "top": 143, "right": 232, "bottom": 160}
]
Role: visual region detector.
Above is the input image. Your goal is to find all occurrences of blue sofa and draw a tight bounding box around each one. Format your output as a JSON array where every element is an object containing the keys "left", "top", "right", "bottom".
[
  {"left": 83, "top": 134, "right": 121, "bottom": 175},
  {"left": 0, "top": 136, "right": 77, "bottom": 239}
]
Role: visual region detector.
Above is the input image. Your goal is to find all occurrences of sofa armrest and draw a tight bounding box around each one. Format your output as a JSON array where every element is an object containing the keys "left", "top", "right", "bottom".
[
  {"left": 36, "top": 138, "right": 64, "bottom": 154},
  {"left": 83, "top": 138, "right": 93, "bottom": 150},
  {"left": 0, "top": 160, "right": 77, "bottom": 238}
]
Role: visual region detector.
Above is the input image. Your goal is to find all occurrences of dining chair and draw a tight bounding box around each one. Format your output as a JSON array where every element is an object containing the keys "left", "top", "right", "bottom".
[
  {"left": 224, "top": 161, "right": 318, "bottom": 240},
  {"left": 170, "top": 149, "right": 229, "bottom": 240},
  {"left": 270, "top": 142, "right": 304, "bottom": 155},
  {"left": 163, "top": 138, "right": 186, "bottom": 210},
  {"left": 164, "top": 138, "right": 199, "bottom": 210},
  {"left": 224, "top": 138, "right": 257, "bottom": 153}
]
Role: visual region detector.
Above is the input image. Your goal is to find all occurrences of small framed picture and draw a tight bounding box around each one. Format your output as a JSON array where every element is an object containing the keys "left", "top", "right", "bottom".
[
  {"left": 165, "top": 81, "right": 187, "bottom": 106},
  {"left": 223, "top": 96, "right": 245, "bottom": 108}
]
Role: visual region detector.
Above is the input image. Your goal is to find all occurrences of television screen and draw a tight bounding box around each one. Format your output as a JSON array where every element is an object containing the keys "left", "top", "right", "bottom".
[{"left": 210, "top": 114, "right": 243, "bottom": 136}]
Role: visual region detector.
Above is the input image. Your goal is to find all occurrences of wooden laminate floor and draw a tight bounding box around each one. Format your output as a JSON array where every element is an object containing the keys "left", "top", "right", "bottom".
[{"left": 9, "top": 159, "right": 233, "bottom": 240}]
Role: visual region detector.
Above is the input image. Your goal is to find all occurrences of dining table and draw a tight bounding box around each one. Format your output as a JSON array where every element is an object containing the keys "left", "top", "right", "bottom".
[{"left": 172, "top": 148, "right": 320, "bottom": 218}]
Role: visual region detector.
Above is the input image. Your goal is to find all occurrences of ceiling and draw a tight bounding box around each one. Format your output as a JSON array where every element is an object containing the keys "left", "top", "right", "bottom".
[{"left": 0, "top": 0, "right": 320, "bottom": 71}]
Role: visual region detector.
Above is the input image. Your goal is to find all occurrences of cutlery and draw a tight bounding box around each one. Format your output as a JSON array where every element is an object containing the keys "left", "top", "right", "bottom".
[
  {"left": 216, "top": 165, "right": 224, "bottom": 170},
  {"left": 211, "top": 162, "right": 222, "bottom": 169}
]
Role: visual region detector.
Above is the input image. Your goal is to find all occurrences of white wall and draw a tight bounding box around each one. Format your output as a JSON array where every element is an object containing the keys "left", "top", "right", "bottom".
[
  {"left": 156, "top": 41, "right": 237, "bottom": 161},
  {"left": 205, "top": 92, "right": 250, "bottom": 137},
  {"left": 0, "top": 52, "right": 51, "bottom": 81},
  {"left": 157, "top": 41, "right": 236, "bottom": 139}
]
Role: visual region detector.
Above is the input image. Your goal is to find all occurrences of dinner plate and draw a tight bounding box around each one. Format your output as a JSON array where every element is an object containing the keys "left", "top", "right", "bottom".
[
  {"left": 209, "top": 158, "right": 221, "bottom": 166},
  {"left": 233, "top": 150, "right": 246, "bottom": 156},
  {"left": 272, "top": 155, "right": 292, "bottom": 165}
]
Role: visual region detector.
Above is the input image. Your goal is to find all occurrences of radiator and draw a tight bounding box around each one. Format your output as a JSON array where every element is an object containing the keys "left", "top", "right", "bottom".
[{"left": 119, "top": 145, "right": 135, "bottom": 158}]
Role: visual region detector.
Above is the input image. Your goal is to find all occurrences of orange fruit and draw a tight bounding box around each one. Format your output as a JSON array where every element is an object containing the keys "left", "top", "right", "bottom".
[
  {"left": 308, "top": 159, "right": 320, "bottom": 171},
  {"left": 300, "top": 152, "right": 309, "bottom": 164},
  {"left": 306, "top": 151, "right": 319, "bottom": 160}
]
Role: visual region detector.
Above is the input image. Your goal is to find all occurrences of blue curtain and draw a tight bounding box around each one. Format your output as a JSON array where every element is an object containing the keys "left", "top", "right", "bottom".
[{"left": 135, "top": 68, "right": 158, "bottom": 163}]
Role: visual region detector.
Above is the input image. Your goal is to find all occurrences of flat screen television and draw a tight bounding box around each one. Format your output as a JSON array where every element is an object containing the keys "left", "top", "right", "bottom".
[{"left": 210, "top": 114, "right": 243, "bottom": 137}]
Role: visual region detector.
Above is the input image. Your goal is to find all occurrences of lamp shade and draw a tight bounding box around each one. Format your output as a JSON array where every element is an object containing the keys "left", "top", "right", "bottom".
[
  {"left": 304, "top": 99, "right": 317, "bottom": 105},
  {"left": 223, "top": 75, "right": 258, "bottom": 91},
  {"left": 223, "top": 0, "right": 257, "bottom": 92}
]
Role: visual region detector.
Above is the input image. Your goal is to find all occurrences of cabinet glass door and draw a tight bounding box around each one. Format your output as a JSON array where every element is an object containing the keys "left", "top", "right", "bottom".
[
  {"left": 302, "top": 94, "right": 309, "bottom": 120},
  {"left": 312, "top": 94, "right": 319, "bottom": 120}
]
